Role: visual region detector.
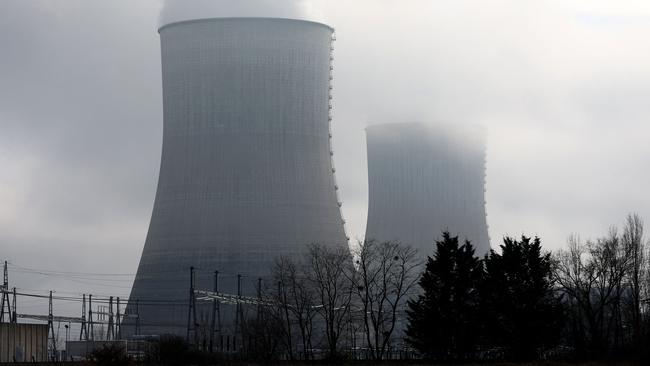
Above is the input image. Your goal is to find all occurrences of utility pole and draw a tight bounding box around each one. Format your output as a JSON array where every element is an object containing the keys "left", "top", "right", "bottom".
[
  {"left": 0, "top": 261, "right": 11, "bottom": 323},
  {"left": 80, "top": 294, "right": 88, "bottom": 341}
]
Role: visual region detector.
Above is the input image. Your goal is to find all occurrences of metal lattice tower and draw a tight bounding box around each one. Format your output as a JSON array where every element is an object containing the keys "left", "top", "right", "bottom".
[
  {"left": 209, "top": 270, "right": 221, "bottom": 352},
  {"left": 135, "top": 300, "right": 140, "bottom": 336},
  {"left": 11, "top": 287, "right": 17, "bottom": 323},
  {"left": 47, "top": 291, "right": 57, "bottom": 360},
  {"left": 116, "top": 297, "right": 122, "bottom": 340},
  {"left": 80, "top": 294, "right": 88, "bottom": 340},
  {"left": 186, "top": 267, "right": 198, "bottom": 344},
  {"left": 0, "top": 261, "right": 11, "bottom": 323},
  {"left": 234, "top": 274, "right": 243, "bottom": 351},
  {"left": 88, "top": 295, "right": 94, "bottom": 341},
  {"left": 106, "top": 296, "right": 115, "bottom": 340}
]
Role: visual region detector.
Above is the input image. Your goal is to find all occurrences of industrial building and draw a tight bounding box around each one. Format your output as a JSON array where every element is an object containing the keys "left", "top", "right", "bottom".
[
  {"left": 364, "top": 122, "right": 490, "bottom": 257},
  {"left": 0, "top": 323, "right": 48, "bottom": 363},
  {"left": 126, "top": 18, "right": 348, "bottom": 336}
]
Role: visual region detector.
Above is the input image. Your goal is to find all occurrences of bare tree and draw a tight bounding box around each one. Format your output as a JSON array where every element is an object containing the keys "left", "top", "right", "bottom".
[
  {"left": 273, "top": 258, "right": 296, "bottom": 360},
  {"left": 351, "top": 240, "right": 421, "bottom": 360},
  {"left": 554, "top": 229, "right": 633, "bottom": 354},
  {"left": 285, "top": 260, "right": 318, "bottom": 360},
  {"left": 621, "top": 213, "right": 646, "bottom": 348},
  {"left": 305, "top": 244, "right": 355, "bottom": 359},
  {"left": 272, "top": 257, "right": 318, "bottom": 360}
]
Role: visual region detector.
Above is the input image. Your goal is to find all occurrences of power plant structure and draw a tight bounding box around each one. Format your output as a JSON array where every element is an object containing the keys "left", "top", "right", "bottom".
[
  {"left": 364, "top": 122, "right": 490, "bottom": 258},
  {"left": 126, "top": 18, "right": 348, "bottom": 336}
]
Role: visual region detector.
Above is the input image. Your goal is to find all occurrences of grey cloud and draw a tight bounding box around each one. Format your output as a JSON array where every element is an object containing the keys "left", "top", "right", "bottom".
[{"left": 0, "top": 0, "right": 162, "bottom": 284}]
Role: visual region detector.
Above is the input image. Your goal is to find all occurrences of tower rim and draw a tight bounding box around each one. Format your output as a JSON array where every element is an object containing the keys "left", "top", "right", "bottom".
[{"left": 158, "top": 17, "right": 334, "bottom": 34}]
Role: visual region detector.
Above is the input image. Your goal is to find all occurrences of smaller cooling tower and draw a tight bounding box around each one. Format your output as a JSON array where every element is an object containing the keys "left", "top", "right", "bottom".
[{"left": 364, "top": 122, "right": 490, "bottom": 257}]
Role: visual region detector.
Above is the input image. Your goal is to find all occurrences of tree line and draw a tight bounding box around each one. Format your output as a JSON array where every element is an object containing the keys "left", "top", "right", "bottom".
[
  {"left": 236, "top": 213, "right": 649, "bottom": 363},
  {"left": 408, "top": 213, "right": 650, "bottom": 362}
]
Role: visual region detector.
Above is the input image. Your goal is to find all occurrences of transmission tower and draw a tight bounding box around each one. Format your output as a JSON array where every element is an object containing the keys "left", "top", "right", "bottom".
[
  {"left": 11, "top": 287, "right": 17, "bottom": 323},
  {"left": 116, "top": 297, "right": 122, "bottom": 340},
  {"left": 209, "top": 270, "right": 221, "bottom": 352},
  {"left": 88, "top": 295, "right": 94, "bottom": 341},
  {"left": 79, "top": 294, "right": 88, "bottom": 340},
  {"left": 135, "top": 299, "right": 140, "bottom": 336},
  {"left": 234, "top": 274, "right": 244, "bottom": 351},
  {"left": 47, "top": 291, "right": 57, "bottom": 360},
  {"left": 186, "top": 267, "right": 198, "bottom": 344},
  {"left": 106, "top": 296, "right": 115, "bottom": 340},
  {"left": 257, "top": 278, "right": 262, "bottom": 322},
  {"left": 0, "top": 261, "right": 11, "bottom": 323}
]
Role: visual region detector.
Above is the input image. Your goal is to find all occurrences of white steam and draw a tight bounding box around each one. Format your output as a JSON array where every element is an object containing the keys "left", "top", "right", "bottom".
[{"left": 160, "top": 0, "right": 324, "bottom": 26}]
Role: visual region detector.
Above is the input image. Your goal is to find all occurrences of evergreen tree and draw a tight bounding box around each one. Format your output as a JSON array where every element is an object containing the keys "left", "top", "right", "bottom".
[
  {"left": 481, "top": 236, "right": 565, "bottom": 360},
  {"left": 406, "top": 232, "right": 483, "bottom": 360}
]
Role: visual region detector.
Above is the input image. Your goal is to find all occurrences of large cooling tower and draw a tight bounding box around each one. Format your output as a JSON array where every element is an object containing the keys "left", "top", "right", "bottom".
[
  {"left": 364, "top": 122, "right": 490, "bottom": 257},
  {"left": 127, "top": 18, "right": 348, "bottom": 335}
]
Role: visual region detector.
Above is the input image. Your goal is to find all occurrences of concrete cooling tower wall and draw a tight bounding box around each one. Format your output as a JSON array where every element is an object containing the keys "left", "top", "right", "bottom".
[
  {"left": 126, "top": 18, "right": 348, "bottom": 336},
  {"left": 365, "top": 122, "right": 490, "bottom": 259}
]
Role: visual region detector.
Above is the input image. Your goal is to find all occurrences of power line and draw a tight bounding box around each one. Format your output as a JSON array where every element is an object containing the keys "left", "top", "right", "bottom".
[
  {"left": 8, "top": 261, "right": 263, "bottom": 283},
  {"left": 9, "top": 269, "right": 134, "bottom": 282},
  {"left": 7, "top": 262, "right": 136, "bottom": 277},
  {"left": 1, "top": 289, "right": 188, "bottom": 307}
]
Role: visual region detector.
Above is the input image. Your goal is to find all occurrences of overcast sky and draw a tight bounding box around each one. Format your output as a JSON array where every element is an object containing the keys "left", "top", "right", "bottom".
[{"left": 1, "top": 0, "right": 650, "bottom": 317}]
